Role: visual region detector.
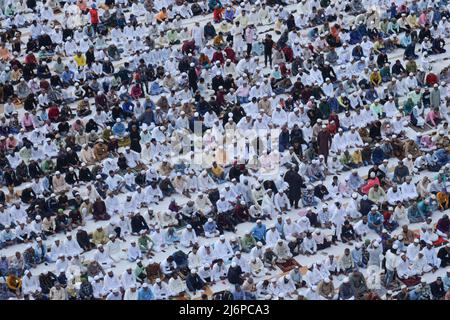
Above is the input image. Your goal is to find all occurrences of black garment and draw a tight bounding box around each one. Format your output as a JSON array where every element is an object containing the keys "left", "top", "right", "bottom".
[
  {"left": 211, "top": 75, "right": 224, "bottom": 92},
  {"left": 341, "top": 224, "right": 356, "bottom": 242},
  {"left": 391, "top": 63, "right": 405, "bottom": 76},
  {"left": 437, "top": 247, "right": 450, "bottom": 268},
  {"left": 79, "top": 282, "right": 94, "bottom": 300},
  {"left": 369, "top": 123, "right": 382, "bottom": 140},
  {"left": 320, "top": 66, "right": 337, "bottom": 82},
  {"left": 188, "top": 67, "right": 198, "bottom": 92},
  {"left": 85, "top": 50, "right": 96, "bottom": 67},
  {"left": 20, "top": 188, "right": 36, "bottom": 203},
  {"left": 56, "top": 154, "right": 69, "bottom": 173},
  {"left": 306, "top": 212, "right": 320, "bottom": 228},
  {"left": 204, "top": 24, "right": 217, "bottom": 40},
  {"left": 130, "top": 214, "right": 149, "bottom": 234},
  {"left": 186, "top": 273, "right": 205, "bottom": 292},
  {"left": 263, "top": 180, "right": 278, "bottom": 194},
  {"left": 227, "top": 266, "right": 244, "bottom": 285},
  {"left": 307, "top": 107, "right": 322, "bottom": 126},
  {"left": 66, "top": 151, "right": 80, "bottom": 167},
  {"left": 65, "top": 171, "right": 79, "bottom": 185},
  {"left": 418, "top": 28, "right": 431, "bottom": 43},
  {"left": 263, "top": 38, "right": 274, "bottom": 67},
  {"left": 85, "top": 120, "right": 99, "bottom": 133},
  {"left": 4, "top": 170, "right": 18, "bottom": 186},
  {"left": 228, "top": 166, "right": 242, "bottom": 181},
  {"left": 117, "top": 156, "right": 128, "bottom": 171},
  {"left": 76, "top": 230, "right": 92, "bottom": 251},
  {"left": 430, "top": 281, "right": 445, "bottom": 299},
  {"left": 129, "top": 131, "right": 141, "bottom": 153},
  {"left": 16, "top": 163, "right": 30, "bottom": 184},
  {"left": 39, "top": 272, "right": 58, "bottom": 294},
  {"left": 359, "top": 198, "right": 375, "bottom": 216},
  {"left": 284, "top": 169, "right": 305, "bottom": 207},
  {"left": 79, "top": 167, "right": 94, "bottom": 182},
  {"left": 314, "top": 185, "right": 329, "bottom": 200}
]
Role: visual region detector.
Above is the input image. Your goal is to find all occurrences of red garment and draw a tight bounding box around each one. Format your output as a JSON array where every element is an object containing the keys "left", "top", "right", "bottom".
[
  {"left": 300, "top": 87, "right": 312, "bottom": 102},
  {"left": 329, "top": 114, "right": 340, "bottom": 129},
  {"left": 95, "top": 94, "right": 107, "bottom": 108},
  {"left": 224, "top": 47, "right": 236, "bottom": 63},
  {"left": 432, "top": 237, "right": 447, "bottom": 247},
  {"left": 130, "top": 85, "right": 142, "bottom": 99},
  {"left": 281, "top": 47, "right": 293, "bottom": 62},
  {"left": 24, "top": 53, "right": 37, "bottom": 65},
  {"left": 89, "top": 8, "right": 99, "bottom": 24},
  {"left": 48, "top": 106, "right": 60, "bottom": 122},
  {"left": 216, "top": 90, "right": 225, "bottom": 106},
  {"left": 279, "top": 63, "right": 289, "bottom": 77},
  {"left": 181, "top": 40, "right": 195, "bottom": 54},
  {"left": 212, "top": 51, "right": 225, "bottom": 65},
  {"left": 233, "top": 204, "right": 249, "bottom": 221},
  {"left": 213, "top": 8, "right": 223, "bottom": 22},
  {"left": 40, "top": 80, "right": 50, "bottom": 91},
  {"left": 382, "top": 210, "right": 392, "bottom": 223},
  {"left": 361, "top": 177, "right": 381, "bottom": 194},
  {"left": 327, "top": 123, "right": 337, "bottom": 136},
  {"left": 425, "top": 73, "right": 438, "bottom": 86},
  {"left": 398, "top": 4, "right": 408, "bottom": 14}
]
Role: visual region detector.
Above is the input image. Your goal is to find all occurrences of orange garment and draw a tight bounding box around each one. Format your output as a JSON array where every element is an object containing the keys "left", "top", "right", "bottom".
[
  {"left": 437, "top": 191, "right": 449, "bottom": 210},
  {"left": 6, "top": 275, "right": 21, "bottom": 291},
  {"left": 155, "top": 10, "right": 168, "bottom": 22},
  {"left": 199, "top": 54, "right": 211, "bottom": 66}
]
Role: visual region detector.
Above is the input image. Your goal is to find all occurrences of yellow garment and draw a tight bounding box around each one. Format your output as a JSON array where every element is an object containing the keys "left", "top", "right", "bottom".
[
  {"left": 92, "top": 229, "right": 107, "bottom": 245},
  {"left": 211, "top": 165, "right": 224, "bottom": 177},
  {"left": 406, "top": 15, "right": 418, "bottom": 28},
  {"left": 373, "top": 41, "right": 384, "bottom": 53},
  {"left": 352, "top": 150, "right": 363, "bottom": 165},
  {"left": 74, "top": 54, "right": 86, "bottom": 68},
  {"left": 370, "top": 72, "right": 382, "bottom": 86}
]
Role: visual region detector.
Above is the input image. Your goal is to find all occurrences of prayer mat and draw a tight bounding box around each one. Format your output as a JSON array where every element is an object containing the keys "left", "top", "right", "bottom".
[
  {"left": 408, "top": 123, "right": 431, "bottom": 133},
  {"left": 276, "top": 258, "right": 301, "bottom": 272},
  {"left": 400, "top": 276, "right": 421, "bottom": 287}
]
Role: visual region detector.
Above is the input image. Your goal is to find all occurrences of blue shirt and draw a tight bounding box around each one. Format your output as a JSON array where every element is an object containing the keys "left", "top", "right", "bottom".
[
  {"left": 203, "top": 221, "right": 217, "bottom": 233},
  {"left": 122, "top": 101, "right": 135, "bottom": 113},
  {"left": 351, "top": 248, "right": 363, "bottom": 264},
  {"left": 368, "top": 212, "right": 383, "bottom": 225},
  {"left": 112, "top": 122, "right": 126, "bottom": 137},
  {"left": 138, "top": 288, "right": 154, "bottom": 300},
  {"left": 61, "top": 70, "right": 74, "bottom": 83},
  {"left": 251, "top": 224, "right": 267, "bottom": 241}
]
